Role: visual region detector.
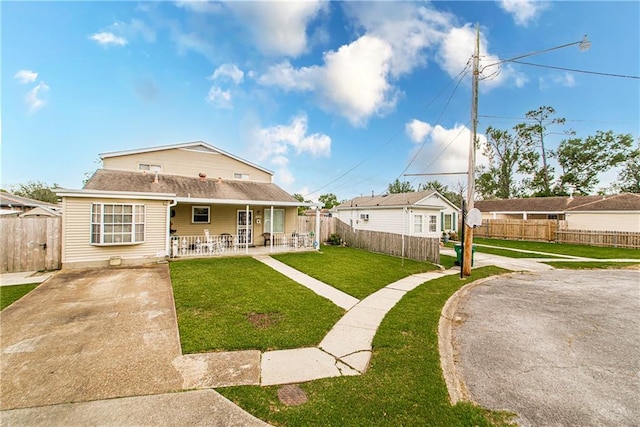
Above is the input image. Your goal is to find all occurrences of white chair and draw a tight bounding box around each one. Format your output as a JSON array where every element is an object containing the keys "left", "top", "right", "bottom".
[{"left": 204, "top": 229, "right": 219, "bottom": 255}]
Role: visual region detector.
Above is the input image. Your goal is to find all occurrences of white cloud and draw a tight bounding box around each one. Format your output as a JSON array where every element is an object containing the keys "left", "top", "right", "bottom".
[
  {"left": 406, "top": 119, "right": 433, "bottom": 143},
  {"left": 497, "top": 0, "right": 550, "bottom": 27},
  {"left": 205, "top": 86, "right": 232, "bottom": 108},
  {"left": 254, "top": 114, "right": 331, "bottom": 185},
  {"left": 227, "top": 1, "right": 327, "bottom": 57},
  {"left": 171, "top": 29, "right": 215, "bottom": 60},
  {"left": 539, "top": 72, "right": 577, "bottom": 91},
  {"left": 14, "top": 70, "right": 38, "bottom": 84},
  {"left": 89, "top": 32, "right": 128, "bottom": 47},
  {"left": 110, "top": 19, "right": 156, "bottom": 43},
  {"left": 26, "top": 81, "right": 50, "bottom": 113},
  {"left": 405, "top": 121, "right": 489, "bottom": 185},
  {"left": 437, "top": 24, "right": 527, "bottom": 91},
  {"left": 210, "top": 64, "right": 244, "bottom": 85},
  {"left": 259, "top": 35, "right": 398, "bottom": 127}
]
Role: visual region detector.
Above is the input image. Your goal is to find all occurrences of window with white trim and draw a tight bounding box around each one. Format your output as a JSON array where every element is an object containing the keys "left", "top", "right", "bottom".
[
  {"left": 444, "top": 213, "right": 453, "bottom": 230},
  {"left": 192, "top": 206, "right": 210, "bottom": 223},
  {"left": 429, "top": 215, "right": 437, "bottom": 232},
  {"left": 91, "top": 203, "right": 145, "bottom": 245},
  {"left": 413, "top": 214, "right": 423, "bottom": 233},
  {"left": 138, "top": 163, "right": 162, "bottom": 172},
  {"left": 234, "top": 173, "right": 250, "bottom": 180},
  {"left": 264, "top": 209, "right": 285, "bottom": 233}
]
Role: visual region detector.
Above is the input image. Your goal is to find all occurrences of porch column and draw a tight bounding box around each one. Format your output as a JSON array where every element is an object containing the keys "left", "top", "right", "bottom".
[
  {"left": 270, "top": 205, "right": 274, "bottom": 253},
  {"left": 246, "top": 205, "right": 250, "bottom": 254},
  {"left": 314, "top": 206, "right": 320, "bottom": 251}
]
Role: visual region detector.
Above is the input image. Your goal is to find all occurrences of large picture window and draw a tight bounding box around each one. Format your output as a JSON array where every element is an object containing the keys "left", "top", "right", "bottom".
[
  {"left": 264, "top": 209, "right": 285, "bottom": 233},
  {"left": 192, "top": 206, "right": 210, "bottom": 223},
  {"left": 91, "top": 203, "right": 145, "bottom": 245}
]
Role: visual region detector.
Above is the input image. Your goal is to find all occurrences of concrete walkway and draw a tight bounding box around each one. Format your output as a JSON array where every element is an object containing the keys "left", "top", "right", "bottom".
[{"left": 0, "top": 270, "right": 54, "bottom": 286}]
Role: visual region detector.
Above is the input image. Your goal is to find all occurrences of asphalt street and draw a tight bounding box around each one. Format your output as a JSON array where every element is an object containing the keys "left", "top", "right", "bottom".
[{"left": 454, "top": 269, "right": 640, "bottom": 427}]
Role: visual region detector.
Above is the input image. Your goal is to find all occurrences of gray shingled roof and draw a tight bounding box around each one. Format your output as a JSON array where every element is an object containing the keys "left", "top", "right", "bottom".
[
  {"left": 0, "top": 192, "right": 60, "bottom": 209},
  {"left": 84, "top": 169, "right": 298, "bottom": 203},
  {"left": 475, "top": 193, "right": 640, "bottom": 213},
  {"left": 336, "top": 191, "right": 439, "bottom": 208}
]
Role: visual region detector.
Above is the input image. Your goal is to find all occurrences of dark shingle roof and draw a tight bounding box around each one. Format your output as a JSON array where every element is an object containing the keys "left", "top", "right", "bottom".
[
  {"left": 0, "top": 193, "right": 59, "bottom": 209},
  {"left": 84, "top": 169, "right": 298, "bottom": 203},
  {"left": 475, "top": 194, "right": 640, "bottom": 213}
]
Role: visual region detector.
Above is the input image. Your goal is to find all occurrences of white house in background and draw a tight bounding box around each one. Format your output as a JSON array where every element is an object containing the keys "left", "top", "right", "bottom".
[{"left": 334, "top": 191, "right": 460, "bottom": 237}]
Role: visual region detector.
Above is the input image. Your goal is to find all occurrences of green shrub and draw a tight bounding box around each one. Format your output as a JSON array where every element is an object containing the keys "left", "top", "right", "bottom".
[{"left": 326, "top": 233, "right": 342, "bottom": 246}]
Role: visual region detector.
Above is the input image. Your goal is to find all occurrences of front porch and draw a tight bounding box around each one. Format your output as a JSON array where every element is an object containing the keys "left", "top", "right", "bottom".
[{"left": 169, "top": 232, "right": 316, "bottom": 259}]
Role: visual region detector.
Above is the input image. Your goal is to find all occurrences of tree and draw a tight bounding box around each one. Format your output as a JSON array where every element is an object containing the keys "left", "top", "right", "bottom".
[
  {"left": 615, "top": 142, "right": 640, "bottom": 193},
  {"left": 387, "top": 179, "right": 415, "bottom": 194},
  {"left": 515, "top": 106, "right": 568, "bottom": 196},
  {"left": 555, "top": 131, "right": 634, "bottom": 194},
  {"left": 421, "top": 180, "right": 464, "bottom": 208},
  {"left": 318, "top": 193, "right": 339, "bottom": 209},
  {"left": 293, "top": 193, "right": 312, "bottom": 215},
  {"left": 475, "top": 126, "right": 536, "bottom": 199},
  {"left": 10, "top": 181, "right": 60, "bottom": 204}
]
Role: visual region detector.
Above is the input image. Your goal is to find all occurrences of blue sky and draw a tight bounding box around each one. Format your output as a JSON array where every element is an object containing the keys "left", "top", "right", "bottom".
[{"left": 3, "top": 1, "right": 639, "bottom": 201}]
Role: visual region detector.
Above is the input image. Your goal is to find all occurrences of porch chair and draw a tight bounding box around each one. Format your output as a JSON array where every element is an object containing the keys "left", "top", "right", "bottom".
[{"left": 204, "top": 229, "right": 221, "bottom": 255}]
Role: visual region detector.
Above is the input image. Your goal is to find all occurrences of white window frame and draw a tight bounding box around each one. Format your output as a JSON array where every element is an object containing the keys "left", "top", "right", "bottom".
[
  {"left": 192, "top": 206, "right": 210, "bottom": 224},
  {"left": 444, "top": 213, "right": 453, "bottom": 230},
  {"left": 234, "top": 172, "right": 250, "bottom": 180},
  {"left": 90, "top": 203, "right": 145, "bottom": 245},
  {"left": 413, "top": 214, "right": 423, "bottom": 233},
  {"left": 429, "top": 215, "right": 437, "bottom": 232},
  {"left": 138, "top": 163, "right": 162, "bottom": 172},
  {"left": 264, "top": 208, "right": 285, "bottom": 233}
]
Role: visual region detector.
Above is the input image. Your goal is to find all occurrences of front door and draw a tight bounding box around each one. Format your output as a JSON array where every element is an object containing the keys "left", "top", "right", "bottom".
[{"left": 237, "top": 210, "right": 253, "bottom": 245}]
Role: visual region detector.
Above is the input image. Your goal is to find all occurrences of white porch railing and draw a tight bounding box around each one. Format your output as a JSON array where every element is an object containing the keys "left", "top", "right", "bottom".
[{"left": 170, "top": 232, "right": 314, "bottom": 258}]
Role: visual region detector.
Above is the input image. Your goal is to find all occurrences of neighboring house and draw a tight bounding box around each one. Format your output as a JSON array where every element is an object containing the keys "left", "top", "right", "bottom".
[
  {"left": 304, "top": 208, "right": 332, "bottom": 217},
  {"left": 334, "top": 191, "right": 460, "bottom": 237},
  {"left": 19, "top": 206, "right": 62, "bottom": 218},
  {"left": 475, "top": 193, "right": 640, "bottom": 232},
  {"left": 56, "top": 141, "right": 315, "bottom": 269},
  {"left": 0, "top": 192, "right": 61, "bottom": 215}
]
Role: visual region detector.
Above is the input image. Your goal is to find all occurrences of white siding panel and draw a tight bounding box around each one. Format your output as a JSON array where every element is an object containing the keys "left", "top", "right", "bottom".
[
  {"left": 567, "top": 212, "right": 640, "bottom": 232},
  {"left": 337, "top": 207, "right": 442, "bottom": 237},
  {"left": 62, "top": 197, "right": 168, "bottom": 264},
  {"left": 103, "top": 148, "right": 271, "bottom": 182}
]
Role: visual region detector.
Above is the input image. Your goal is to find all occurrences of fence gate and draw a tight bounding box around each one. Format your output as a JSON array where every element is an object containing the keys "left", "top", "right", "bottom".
[{"left": 0, "top": 217, "right": 62, "bottom": 273}]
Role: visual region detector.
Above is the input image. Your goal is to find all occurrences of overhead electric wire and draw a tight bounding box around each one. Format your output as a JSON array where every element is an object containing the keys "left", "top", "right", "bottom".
[
  {"left": 509, "top": 60, "right": 640, "bottom": 79},
  {"left": 303, "top": 61, "right": 473, "bottom": 198}
]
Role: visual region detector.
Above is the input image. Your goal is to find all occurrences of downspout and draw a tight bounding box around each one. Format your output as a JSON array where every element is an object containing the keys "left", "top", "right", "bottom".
[
  {"left": 402, "top": 207, "right": 407, "bottom": 263},
  {"left": 246, "top": 205, "right": 250, "bottom": 255},
  {"left": 166, "top": 199, "right": 178, "bottom": 257}
]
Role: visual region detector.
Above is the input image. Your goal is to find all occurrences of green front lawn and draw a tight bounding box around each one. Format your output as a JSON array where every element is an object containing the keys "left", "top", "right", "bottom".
[
  {"left": 0, "top": 283, "right": 39, "bottom": 310},
  {"left": 170, "top": 257, "right": 345, "bottom": 353},
  {"left": 273, "top": 245, "right": 439, "bottom": 299},
  {"left": 219, "top": 266, "right": 515, "bottom": 426},
  {"left": 473, "top": 238, "right": 640, "bottom": 259},
  {"left": 544, "top": 261, "right": 640, "bottom": 269}
]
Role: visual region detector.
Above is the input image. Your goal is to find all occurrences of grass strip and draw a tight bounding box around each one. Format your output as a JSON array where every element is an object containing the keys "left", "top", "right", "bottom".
[
  {"left": 219, "top": 266, "right": 516, "bottom": 427},
  {"left": 170, "top": 257, "right": 344, "bottom": 353},
  {"left": 273, "top": 245, "right": 439, "bottom": 299},
  {"left": 473, "top": 238, "right": 640, "bottom": 259},
  {"left": 0, "top": 283, "right": 39, "bottom": 310},
  {"left": 544, "top": 261, "right": 640, "bottom": 270}
]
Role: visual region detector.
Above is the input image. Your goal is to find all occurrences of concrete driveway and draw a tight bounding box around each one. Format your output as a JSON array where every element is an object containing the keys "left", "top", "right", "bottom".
[
  {"left": 0, "top": 265, "right": 184, "bottom": 410},
  {"left": 453, "top": 269, "right": 640, "bottom": 427}
]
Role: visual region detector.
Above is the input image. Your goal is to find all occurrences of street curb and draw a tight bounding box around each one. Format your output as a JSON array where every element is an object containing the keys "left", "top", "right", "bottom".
[{"left": 438, "top": 273, "right": 513, "bottom": 405}]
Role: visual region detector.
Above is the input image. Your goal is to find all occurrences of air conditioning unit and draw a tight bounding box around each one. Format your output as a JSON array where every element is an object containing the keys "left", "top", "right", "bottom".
[{"left": 360, "top": 213, "right": 369, "bottom": 221}]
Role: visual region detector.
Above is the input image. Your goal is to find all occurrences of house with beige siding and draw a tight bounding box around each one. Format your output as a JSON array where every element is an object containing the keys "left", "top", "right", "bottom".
[
  {"left": 57, "top": 141, "right": 317, "bottom": 269},
  {"left": 334, "top": 191, "right": 460, "bottom": 238},
  {"left": 474, "top": 193, "right": 640, "bottom": 232}
]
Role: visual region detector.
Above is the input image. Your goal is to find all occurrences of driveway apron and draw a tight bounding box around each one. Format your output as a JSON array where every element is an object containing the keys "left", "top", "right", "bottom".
[
  {"left": 453, "top": 269, "right": 640, "bottom": 427},
  {"left": 0, "top": 265, "right": 184, "bottom": 410}
]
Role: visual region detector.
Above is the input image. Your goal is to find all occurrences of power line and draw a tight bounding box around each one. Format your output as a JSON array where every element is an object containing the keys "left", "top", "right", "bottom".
[{"left": 510, "top": 60, "right": 640, "bottom": 79}]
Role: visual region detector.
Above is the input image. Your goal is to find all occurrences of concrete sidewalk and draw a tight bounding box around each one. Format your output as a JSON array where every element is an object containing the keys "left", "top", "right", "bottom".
[{"left": 0, "top": 270, "right": 54, "bottom": 286}]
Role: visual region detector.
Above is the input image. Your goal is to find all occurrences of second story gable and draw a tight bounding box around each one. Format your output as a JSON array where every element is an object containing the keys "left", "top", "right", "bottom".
[{"left": 100, "top": 141, "right": 273, "bottom": 183}]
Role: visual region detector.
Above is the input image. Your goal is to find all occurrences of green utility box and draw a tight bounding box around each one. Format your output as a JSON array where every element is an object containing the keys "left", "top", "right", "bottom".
[{"left": 454, "top": 244, "right": 476, "bottom": 266}]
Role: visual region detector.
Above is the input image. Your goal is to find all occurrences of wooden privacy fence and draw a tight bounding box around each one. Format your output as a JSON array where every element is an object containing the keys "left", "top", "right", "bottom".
[
  {"left": 0, "top": 217, "right": 61, "bottom": 273},
  {"left": 473, "top": 219, "right": 563, "bottom": 242},
  {"left": 335, "top": 219, "right": 440, "bottom": 264},
  {"left": 297, "top": 216, "right": 335, "bottom": 245},
  {"left": 556, "top": 229, "right": 640, "bottom": 249}
]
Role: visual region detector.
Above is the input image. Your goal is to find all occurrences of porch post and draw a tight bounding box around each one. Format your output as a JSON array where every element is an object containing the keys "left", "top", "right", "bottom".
[
  {"left": 246, "top": 205, "right": 250, "bottom": 254},
  {"left": 270, "top": 205, "right": 274, "bottom": 253},
  {"left": 314, "top": 205, "right": 320, "bottom": 251}
]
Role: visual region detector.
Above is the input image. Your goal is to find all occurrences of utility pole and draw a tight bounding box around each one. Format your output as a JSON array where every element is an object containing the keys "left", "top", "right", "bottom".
[{"left": 463, "top": 24, "right": 480, "bottom": 277}]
